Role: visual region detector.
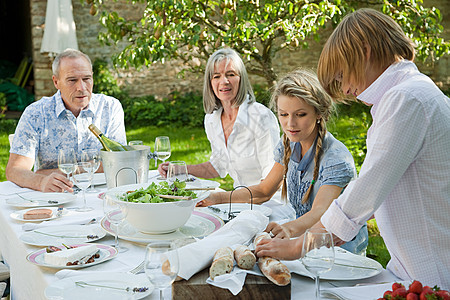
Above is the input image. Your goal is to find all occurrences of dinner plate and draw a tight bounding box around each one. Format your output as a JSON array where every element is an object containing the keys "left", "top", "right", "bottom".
[
  {"left": 20, "top": 224, "right": 106, "bottom": 246},
  {"left": 287, "top": 247, "right": 383, "bottom": 280},
  {"left": 204, "top": 203, "right": 272, "bottom": 222},
  {"left": 27, "top": 243, "right": 117, "bottom": 269},
  {"left": 107, "top": 182, "right": 211, "bottom": 203},
  {"left": 5, "top": 192, "right": 76, "bottom": 208},
  {"left": 101, "top": 210, "right": 224, "bottom": 243},
  {"left": 45, "top": 273, "right": 153, "bottom": 300},
  {"left": 10, "top": 207, "right": 68, "bottom": 222},
  {"left": 92, "top": 173, "right": 106, "bottom": 186}
]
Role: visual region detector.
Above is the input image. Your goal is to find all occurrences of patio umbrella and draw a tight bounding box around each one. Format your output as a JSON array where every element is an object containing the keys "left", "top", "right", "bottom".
[{"left": 40, "top": 0, "right": 78, "bottom": 57}]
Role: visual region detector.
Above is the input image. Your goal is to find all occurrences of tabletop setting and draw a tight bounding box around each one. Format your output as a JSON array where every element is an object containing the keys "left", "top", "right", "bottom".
[{"left": 0, "top": 141, "right": 416, "bottom": 300}]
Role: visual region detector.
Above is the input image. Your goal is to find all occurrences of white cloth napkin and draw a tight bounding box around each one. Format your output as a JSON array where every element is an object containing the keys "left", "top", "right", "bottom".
[
  {"left": 176, "top": 210, "right": 269, "bottom": 280},
  {"left": 22, "top": 212, "right": 103, "bottom": 231},
  {"left": 321, "top": 281, "right": 409, "bottom": 300},
  {"left": 0, "top": 181, "right": 34, "bottom": 196}
]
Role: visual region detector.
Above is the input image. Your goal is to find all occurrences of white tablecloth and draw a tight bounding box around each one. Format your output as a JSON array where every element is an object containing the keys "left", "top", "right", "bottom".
[{"left": 0, "top": 170, "right": 399, "bottom": 299}]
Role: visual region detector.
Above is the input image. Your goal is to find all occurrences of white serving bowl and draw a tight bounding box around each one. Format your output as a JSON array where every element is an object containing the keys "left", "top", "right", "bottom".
[{"left": 107, "top": 183, "right": 205, "bottom": 234}]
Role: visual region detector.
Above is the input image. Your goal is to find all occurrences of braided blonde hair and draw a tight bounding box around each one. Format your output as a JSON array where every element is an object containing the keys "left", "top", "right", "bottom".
[{"left": 270, "top": 69, "right": 334, "bottom": 203}]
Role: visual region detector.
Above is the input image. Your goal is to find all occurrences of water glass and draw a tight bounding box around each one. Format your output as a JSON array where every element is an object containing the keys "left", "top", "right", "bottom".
[
  {"left": 103, "top": 192, "right": 129, "bottom": 253},
  {"left": 72, "top": 162, "right": 94, "bottom": 212},
  {"left": 81, "top": 149, "right": 101, "bottom": 193},
  {"left": 301, "top": 228, "right": 335, "bottom": 299},
  {"left": 128, "top": 140, "right": 143, "bottom": 146},
  {"left": 144, "top": 241, "right": 179, "bottom": 300},
  {"left": 166, "top": 161, "right": 188, "bottom": 184}
]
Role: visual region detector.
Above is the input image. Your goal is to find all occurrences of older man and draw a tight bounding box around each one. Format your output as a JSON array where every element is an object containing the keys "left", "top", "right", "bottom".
[{"left": 6, "top": 49, "right": 126, "bottom": 192}]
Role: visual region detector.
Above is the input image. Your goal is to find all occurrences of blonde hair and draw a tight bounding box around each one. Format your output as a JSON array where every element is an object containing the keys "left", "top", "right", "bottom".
[
  {"left": 203, "top": 48, "right": 255, "bottom": 113},
  {"left": 270, "top": 69, "right": 333, "bottom": 204},
  {"left": 317, "top": 8, "right": 415, "bottom": 101}
]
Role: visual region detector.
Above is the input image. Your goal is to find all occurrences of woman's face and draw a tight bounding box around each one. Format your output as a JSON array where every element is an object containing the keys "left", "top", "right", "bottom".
[
  {"left": 277, "top": 95, "right": 320, "bottom": 144},
  {"left": 210, "top": 59, "right": 240, "bottom": 103}
]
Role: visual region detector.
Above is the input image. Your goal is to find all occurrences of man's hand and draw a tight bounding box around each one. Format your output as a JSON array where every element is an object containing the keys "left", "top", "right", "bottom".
[
  {"left": 265, "top": 222, "right": 291, "bottom": 239},
  {"left": 39, "top": 172, "right": 74, "bottom": 193},
  {"left": 157, "top": 161, "right": 169, "bottom": 178},
  {"left": 254, "top": 237, "right": 301, "bottom": 260}
]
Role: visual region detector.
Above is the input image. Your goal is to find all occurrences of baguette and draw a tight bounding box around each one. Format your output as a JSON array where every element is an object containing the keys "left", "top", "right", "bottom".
[
  {"left": 234, "top": 245, "right": 256, "bottom": 270},
  {"left": 209, "top": 247, "right": 234, "bottom": 280},
  {"left": 254, "top": 232, "right": 291, "bottom": 286}
]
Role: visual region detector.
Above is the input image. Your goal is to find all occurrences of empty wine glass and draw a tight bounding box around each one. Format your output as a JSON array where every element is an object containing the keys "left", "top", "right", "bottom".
[
  {"left": 154, "top": 136, "right": 171, "bottom": 168},
  {"left": 81, "top": 149, "right": 101, "bottom": 193},
  {"left": 128, "top": 140, "right": 143, "bottom": 146},
  {"left": 144, "top": 241, "right": 179, "bottom": 300},
  {"left": 58, "top": 149, "right": 77, "bottom": 181},
  {"left": 72, "top": 162, "right": 94, "bottom": 212},
  {"left": 166, "top": 161, "right": 188, "bottom": 184},
  {"left": 104, "top": 192, "right": 129, "bottom": 253},
  {"left": 301, "top": 228, "right": 335, "bottom": 299}
]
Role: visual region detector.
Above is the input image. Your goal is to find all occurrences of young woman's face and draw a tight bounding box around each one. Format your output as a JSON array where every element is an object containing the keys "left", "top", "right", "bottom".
[
  {"left": 277, "top": 95, "right": 320, "bottom": 144},
  {"left": 210, "top": 59, "right": 240, "bottom": 103}
]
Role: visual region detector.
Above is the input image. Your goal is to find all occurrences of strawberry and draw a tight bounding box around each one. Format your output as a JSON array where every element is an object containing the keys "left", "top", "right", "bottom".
[
  {"left": 392, "top": 287, "right": 408, "bottom": 299},
  {"left": 384, "top": 290, "right": 393, "bottom": 299},
  {"left": 407, "top": 293, "right": 419, "bottom": 300},
  {"left": 420, "top": 288, "right": 435, "bottom": 300},
  {"left": 393, "top": 282, "right": 406, "bottom": 291},
  {"left": 436, "top": 290, "right": 450, "bottom": 300},
  {"left": 409, "top": 281, "right": 423, "bottom": 294}
]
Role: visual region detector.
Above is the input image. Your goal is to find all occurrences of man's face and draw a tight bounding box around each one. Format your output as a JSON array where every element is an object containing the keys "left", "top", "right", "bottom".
[{"left": 52, "top": 56, "right": 93, "bottom": 117}]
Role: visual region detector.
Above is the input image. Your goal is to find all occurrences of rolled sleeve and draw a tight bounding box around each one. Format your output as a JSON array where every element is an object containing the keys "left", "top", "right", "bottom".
[{"left": 321, "top": 199, "right": 362, "bottom": 242}]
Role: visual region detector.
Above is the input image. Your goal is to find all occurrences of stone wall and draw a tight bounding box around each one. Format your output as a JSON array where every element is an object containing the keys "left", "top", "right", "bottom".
[{"left": 30, "top": 0, "right": 449, "bottom": 100}]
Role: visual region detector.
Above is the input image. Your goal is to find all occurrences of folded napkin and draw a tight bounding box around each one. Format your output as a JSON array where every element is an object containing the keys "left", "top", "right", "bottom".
[
  {"left": 22, "top": 212, "right": 103, "bottom": 231},
  {"left": 176, "top": 210, "right": 269, "bottom": 280},
  {"left": 322, "top": 281, "right": 409, "bottom": 300},
  {"left": 0, "top": 181, "right": 34, "bottom": 196}
]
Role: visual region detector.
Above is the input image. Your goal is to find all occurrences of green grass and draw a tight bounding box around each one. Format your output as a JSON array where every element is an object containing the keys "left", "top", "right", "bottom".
[{"left": 0, "top": 101, "right": 390, "bottom": 267}]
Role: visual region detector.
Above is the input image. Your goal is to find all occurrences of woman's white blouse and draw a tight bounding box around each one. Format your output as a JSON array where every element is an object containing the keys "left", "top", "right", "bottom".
[{"left": 204, "top": 100, "right": 280, "bottom": 188}]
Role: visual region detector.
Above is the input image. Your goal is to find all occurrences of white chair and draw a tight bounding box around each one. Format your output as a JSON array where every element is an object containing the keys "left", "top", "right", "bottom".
[{"left": 8, "top": 134, "right": 14, "bottom": 147}]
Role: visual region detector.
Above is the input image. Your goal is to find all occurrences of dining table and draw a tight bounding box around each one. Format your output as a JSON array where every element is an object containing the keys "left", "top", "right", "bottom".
[{"left": 0, "top": 170, "right": 401, "bottom": 300}]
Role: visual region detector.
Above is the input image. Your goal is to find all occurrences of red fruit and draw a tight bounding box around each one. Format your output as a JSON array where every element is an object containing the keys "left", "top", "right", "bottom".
[
  {"left": 384, "top": 290, "right": 393, "bottom": 299},
  {"left": 407, "top": 293, "right": 419, "bottom": 300},
  {"left": 420, "top": 288, "right": 434, "bottom": 300},
  {"left": 393, "top": 282, "right": 406, "bottom": 291},
  {"left": 436, "top": 290, "right": 450, "bottom": 300},
  {"left": 392, "top": 287, "right": 408, "bottom": 299},
  {"left": 409, "top": 281, "right": 423, "bottom": 294}
]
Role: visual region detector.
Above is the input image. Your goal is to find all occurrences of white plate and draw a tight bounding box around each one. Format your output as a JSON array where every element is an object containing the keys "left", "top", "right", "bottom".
[
  {"left": 101, "top": 210, "right": 224, "bottom": 243},
  {"left": 10, "top": 207, "right": 68, "bottom": 222},
  {"left": 20, "top": 224, "right": 105, "bottom": 246},
  {"left": 92, "top": 173, "right": 106, "bottom": 186},
  {"left": 108, "top": 182, "right": 211, "bottom": 203},
  {"left": 205, "top": 203, "right": 272, "bottom": 222},
  {"left": 288, "top": 247, "right": 383, "bottom": 280},
  {"left": 27, "top": 243, "right": 117, "bottom": 269},
  {"left": 45, "top": 273, "right": 153, "bottom": 300},
  {"left": 5, "top": 192, "right": 76, "bottom": 208}
]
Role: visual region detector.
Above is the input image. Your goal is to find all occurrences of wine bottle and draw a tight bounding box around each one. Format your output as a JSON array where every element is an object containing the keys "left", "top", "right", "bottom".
[{"left": 88, "top": 124, "right": 128, "bottom": 152}]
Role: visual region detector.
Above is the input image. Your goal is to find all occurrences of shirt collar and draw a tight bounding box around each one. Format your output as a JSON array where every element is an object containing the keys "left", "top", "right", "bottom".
[
  {"left": 357, "top": 60, "right": 418, "bottom": 115},
  {"left": 55, "top": 90, "right": 96, "bottom": 118},
  {"left": 234, "top": 96, "right": 251, "bottom": 127},
  {"left": 291, "top": 137, "right": 317, "bottom": 172}
]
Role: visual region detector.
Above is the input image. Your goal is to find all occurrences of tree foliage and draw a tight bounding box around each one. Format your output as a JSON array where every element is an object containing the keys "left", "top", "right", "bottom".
[{"left": 87, "top": 0, "right": 449, "bottom": 86}]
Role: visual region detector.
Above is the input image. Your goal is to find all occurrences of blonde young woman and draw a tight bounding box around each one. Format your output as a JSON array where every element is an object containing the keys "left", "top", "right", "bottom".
[
  {"left": 158, "top": 48, "right": 280, "bottom": 188},
  {"left": 255, "top": 9, "right": 450, "bottom": 288},
  {"left": 198, "top": 69, "right": 368, "bottom": 254}
]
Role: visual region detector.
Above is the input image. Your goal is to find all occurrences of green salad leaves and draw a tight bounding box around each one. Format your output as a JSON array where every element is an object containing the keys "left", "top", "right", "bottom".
[{"left": 120, "top": 180, "right": 196, "bottom": 203}]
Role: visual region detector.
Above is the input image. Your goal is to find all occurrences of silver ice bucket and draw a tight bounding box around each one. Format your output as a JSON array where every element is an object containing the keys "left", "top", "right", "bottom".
[{"left": 100, "top": 145, "right": 152, "bottom": 189}]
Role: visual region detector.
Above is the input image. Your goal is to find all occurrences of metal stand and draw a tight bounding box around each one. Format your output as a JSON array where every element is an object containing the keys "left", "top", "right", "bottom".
[{"left": 228, "top": 185, "right": 253, "bottom": 221}]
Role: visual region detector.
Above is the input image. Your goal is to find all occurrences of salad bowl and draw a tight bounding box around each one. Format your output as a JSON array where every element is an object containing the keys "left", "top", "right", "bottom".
[{"left": 106, "top": 182, "right": 206, "bottom": 234}]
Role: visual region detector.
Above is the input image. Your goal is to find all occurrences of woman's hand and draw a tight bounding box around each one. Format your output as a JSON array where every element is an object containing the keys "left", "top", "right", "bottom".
[
  {"left": 265, "top": 222, "right": 291, "bottom": 239},
  {"left": 196, "top": 192, "right": 223, "bottom": 207},
  {"left": 254, "top": 237, "right": 301, "bottom": 260},
  {"left": 157, "top": 161, "right": 169, "bottom": 177}
]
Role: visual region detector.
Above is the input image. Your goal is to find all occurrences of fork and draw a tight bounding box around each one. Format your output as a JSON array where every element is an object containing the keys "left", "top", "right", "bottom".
[
  {"left": 15, "top": 193, "right": 59, "bottom": 204},
  {"left": 128, "top": 260, "right": 145, "bottom": 275}
]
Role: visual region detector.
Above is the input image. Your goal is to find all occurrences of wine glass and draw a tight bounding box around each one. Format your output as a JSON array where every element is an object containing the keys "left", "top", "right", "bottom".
[
  {"left": 58, "top": 149, "right": 77, "bottom": 181},
  {"left": 154, "top": 136, "right": 171, "bottom": 168},
  {"left": 103, "top": 192, "right": 129, "bottom": 253},
  {"left": 144, "top": 241, "right": 179, "bottom": 300},
  {"left": 128, "top": 140, "right": 143, "bottom": 146},
  {"left": 301, "top": 228, "right": 335, "bottom": 299},
  {"left": 72, "top": 162, "right": 94, "bottom": 212},
  {"left": 81, "top": 149, "right": 101, "bottom": 193},
  {"left": 167, "top": 161, "right": 188, "bottom": 184}
]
